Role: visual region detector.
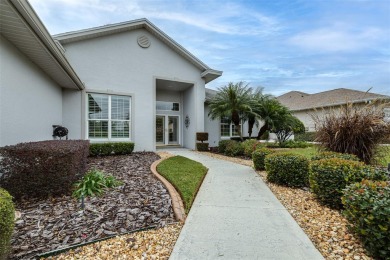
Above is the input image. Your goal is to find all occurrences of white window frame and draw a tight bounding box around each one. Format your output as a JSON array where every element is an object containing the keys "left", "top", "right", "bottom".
[
  {"left": 220, "top": 117, "right": 242, "bottom": 139},
  {"left": 87, "top": 93, "right": 132, "bottom": 141}
]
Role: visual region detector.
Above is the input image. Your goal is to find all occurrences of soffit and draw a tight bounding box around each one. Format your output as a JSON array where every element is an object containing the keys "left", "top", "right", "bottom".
[
  {"left": 156, "top": 78, "right": 193, "bottom": 92},
  {"left": 0, "top": 0, "right": 82, "bottom": 89}
]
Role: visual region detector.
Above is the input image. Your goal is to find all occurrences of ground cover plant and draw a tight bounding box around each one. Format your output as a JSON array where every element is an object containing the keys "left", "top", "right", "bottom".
[
  {"left": 157, "top": 156, "right": 208, "bottom": 213},
  {"left": 72, "top": 169, "right": 122, "bottom": 199}
]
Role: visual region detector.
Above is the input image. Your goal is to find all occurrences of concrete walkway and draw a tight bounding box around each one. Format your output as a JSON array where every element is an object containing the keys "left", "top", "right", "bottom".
[{"left": 167, "top": 149, "right": 323, "bottom": 260}]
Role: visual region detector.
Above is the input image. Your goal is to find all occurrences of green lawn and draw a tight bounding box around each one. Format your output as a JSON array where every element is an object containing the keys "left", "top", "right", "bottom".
[
  {"left": 157, "top": 156, "right": 208, "bottom": 214},
  {"left": 278, "top": 146, "right": 389, "bottom": 167}
]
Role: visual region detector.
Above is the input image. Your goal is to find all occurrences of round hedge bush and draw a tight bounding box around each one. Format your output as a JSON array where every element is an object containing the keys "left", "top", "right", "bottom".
[
  {"left": 264, "top": 152, "right": 310, "bottom": 187},
  {"left": 252, "top": 147, "right": 274, "bottom": 171},
  {"left": 311, "top": 151, "right": 359, "bottom": 162},
  {"left": 342, "top": 180, "right": 390, "bottom": 259},
  {"left": 242, "top": 139, "right": 259, "bottom": 157},
  {"left": 218, "top": 140, "right": 231, "bottom": 154},
  {"left": 309, "top": 158, "right": 370, "bottom": 209},
  {"left": 0, "top": 188, "right": 15, "bottom": 260},
  {"left": 224, "top": 141, "right": 244, "bottom": 157}
]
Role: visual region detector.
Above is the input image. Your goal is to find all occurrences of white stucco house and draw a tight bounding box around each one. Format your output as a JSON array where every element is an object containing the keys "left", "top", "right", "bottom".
[{"left": 2, "top": 0, "right": 257, "bottom": 150}]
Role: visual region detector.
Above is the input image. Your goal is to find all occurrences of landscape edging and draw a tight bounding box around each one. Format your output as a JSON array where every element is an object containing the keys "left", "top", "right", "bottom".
[{"left": 151, "top": 159, "right": 186, "bottom": 222}]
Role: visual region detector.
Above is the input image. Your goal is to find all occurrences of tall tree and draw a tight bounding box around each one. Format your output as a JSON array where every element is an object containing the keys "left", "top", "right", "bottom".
[
  {"left": 253, "top": 97, "right": 289, "bottom": 140},
  {"left": 208, "top": 82, "right": 254, "bottom": 140},
  {"left": 246, "top": 87, "right": 272, "bottom": 138}
]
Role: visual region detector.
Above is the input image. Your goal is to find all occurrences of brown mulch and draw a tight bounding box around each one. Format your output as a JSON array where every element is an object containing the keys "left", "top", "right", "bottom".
[
  {"left": 198, "top": 151, "right": 372, "bottom": 260},
  {"left": 10, "top": 152, "right": 175, "bottom": 259}
]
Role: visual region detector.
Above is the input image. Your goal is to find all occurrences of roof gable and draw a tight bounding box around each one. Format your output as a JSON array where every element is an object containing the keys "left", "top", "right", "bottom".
[
  {"left": 54, "top": 19, "right": 222, "bottom": 83},
  {"left": 278, "top": 88, "right": 390, "bottom": 111}
]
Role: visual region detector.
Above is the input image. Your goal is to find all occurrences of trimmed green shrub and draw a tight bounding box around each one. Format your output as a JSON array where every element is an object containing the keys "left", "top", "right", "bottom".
[
  {"left": 265, "top": 153, "right": 310, "bottom": 187},
  {"left": 196, "top": 143, "right": 209, "bottom": 151},
  {"left": 342, "top": 180, "right": 390, "bottom": 259},
  {"left": 0, "top": 140, "right": 89, "bottom": 200},
  {"left": 72, "top": 169, "right": 122, "bottom": 199},
  {"left": 242, "top": 139, "right": 259, "bottom": 157},
  {"left": 281, "top": 140, "right": 311, "bottom": 148},
  {"left": 224, "top": 141, "right": 244, "bottom": 157},
  {"left": 311, "top": 151, "right": 359, "bottom": 162},
  {"left": 89, "top": 142, "right": 134, "bottom": 156},
  {"left": 0, "top": 188, "right": 14, "bottom": 260},
  {"left": 218, "top": 140, "right": 232, "bottom": 154},
  {"left": 252, "top": 147, "right": 274, "bottom": 170},
  {"left": 295, "top": 132, "right": 316, "bottom": 142},
  {"left": 196, "top": 132, "right": 209, "bottom": 142},
  {"left": 265, "top": 142, "right": 280, "bottom": 148},
  {"left": 310, "top": 158, "right": 372, "bottom": 209}
]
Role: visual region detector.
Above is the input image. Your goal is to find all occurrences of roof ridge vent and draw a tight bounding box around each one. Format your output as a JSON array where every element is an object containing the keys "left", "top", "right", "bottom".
[{"left": 137, "top": 35, "right": 150, "bottom": 48}]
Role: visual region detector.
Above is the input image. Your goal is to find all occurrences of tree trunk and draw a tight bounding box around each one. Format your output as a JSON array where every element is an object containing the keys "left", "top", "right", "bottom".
[
  {"left": 256, "top": 123, "right": 269, "bottom": 140},
  {"left": 248, "top": 117, "right": 255, "bottom": 138},
  {"left": 231, "top": 111, "right": 243, "bottom": 141}
]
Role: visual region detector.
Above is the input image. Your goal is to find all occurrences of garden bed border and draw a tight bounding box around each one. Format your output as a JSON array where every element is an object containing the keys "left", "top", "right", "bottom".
[{"left": 151, "top": 158, "right": 186, "bottom": 222}]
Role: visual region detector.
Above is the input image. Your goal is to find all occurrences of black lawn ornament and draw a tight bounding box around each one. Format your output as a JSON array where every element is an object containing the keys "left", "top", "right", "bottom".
[{"left": 53, "top": 125, "right": 69, "bottom": 140}]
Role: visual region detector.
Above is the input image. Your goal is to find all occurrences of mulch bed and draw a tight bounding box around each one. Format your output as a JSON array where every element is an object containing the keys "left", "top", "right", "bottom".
[{"left": 10, "top": 152, "right": 175, "bottom": 259}]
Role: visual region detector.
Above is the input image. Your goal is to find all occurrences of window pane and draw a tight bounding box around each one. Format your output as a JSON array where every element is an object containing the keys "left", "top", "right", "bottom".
[
  {"left": 220, "top": 124, "right": 230, "bottom": 137},
  {"left": 89, "top": 120, "right": 108, "bottom": 138},
  {"left": 111, "top": 121, "right": 130, "bottom": 138},
  {"left": 232, "top": 124, "right": 239, "bottom": 136},
  {"left": 112, "top": 96, "right": 130, "bottom": 120},
  {"left": 156, "top": 101, "right": 179, "bottom": 111},
  {"left": 88, "top": 94, "right": 108, "bottom": 119}
]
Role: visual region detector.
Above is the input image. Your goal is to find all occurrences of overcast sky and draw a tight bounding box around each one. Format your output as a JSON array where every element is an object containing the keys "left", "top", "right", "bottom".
[{"left": 29, "top": 0, "right": 390, "bottom": 96}]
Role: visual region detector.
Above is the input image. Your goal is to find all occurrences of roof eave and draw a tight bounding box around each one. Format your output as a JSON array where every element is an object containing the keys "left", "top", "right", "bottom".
[
  {"left": 8, "top": 0, "right": 84, "bottom": 90},
  {"left": 201, "top": 69, "right": 223, "bottom": 83}
]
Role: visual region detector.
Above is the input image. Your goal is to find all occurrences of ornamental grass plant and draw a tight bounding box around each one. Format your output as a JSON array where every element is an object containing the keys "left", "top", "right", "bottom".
[{"left": 312, "top": 100, "right": 390, "bottom": 164}]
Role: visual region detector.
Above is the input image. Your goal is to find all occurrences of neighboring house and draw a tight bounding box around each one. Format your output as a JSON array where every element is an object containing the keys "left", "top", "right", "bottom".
[
  {"left": 1, "top": 0, "right": 223, "bottom": 151},
  {"left": 277, "top": 88, "right": 390, "bottom": 132}
]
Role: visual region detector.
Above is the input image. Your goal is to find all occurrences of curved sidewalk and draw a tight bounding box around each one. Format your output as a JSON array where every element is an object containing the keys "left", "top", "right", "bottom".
[{"left": 167, "top": 149, "right": 323, "bottom": 260}]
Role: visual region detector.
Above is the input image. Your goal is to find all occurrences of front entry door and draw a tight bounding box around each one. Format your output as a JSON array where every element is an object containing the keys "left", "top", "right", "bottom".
[
  {"left": 156, "top": 116, "right": 165, "bottom": 145},
  {"left": 156, "top": 115, "right": 179, "bottom": 145}
]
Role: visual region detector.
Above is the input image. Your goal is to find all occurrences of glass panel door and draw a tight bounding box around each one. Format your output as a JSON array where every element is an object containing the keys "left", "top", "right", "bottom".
[
  {"left": 156, "top": 116, "right": 165, "bottom": 144},
  {"left": 168, "top": 116, "right": 178, "bottom": 144}
]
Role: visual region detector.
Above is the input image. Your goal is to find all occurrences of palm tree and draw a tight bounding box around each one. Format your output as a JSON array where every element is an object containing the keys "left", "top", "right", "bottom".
[
  {"left": 208, "top": 82, "right": 255, "bottom": 140},
  {"left": 253, "top": 97, "right": 290, "bottom": 140},
  {"left": 246, "top": 87, "right": 273, "bottom": 138}
]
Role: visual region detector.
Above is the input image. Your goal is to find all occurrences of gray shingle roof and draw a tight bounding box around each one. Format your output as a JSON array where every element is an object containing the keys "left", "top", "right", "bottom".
[{"left": 277, "top": 88, "right": 389, "bottom": 111}]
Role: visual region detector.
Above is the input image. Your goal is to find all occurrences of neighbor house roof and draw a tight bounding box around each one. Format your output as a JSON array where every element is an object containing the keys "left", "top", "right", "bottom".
[
  {"left": 277, "top": 88, "right": 390, "bottom": 111},
  {"left": 0, "top": 0, "right": 84, "bottom": 90},
  {"left": 205, "top": 88, "right": 218, "bottom": 102},
  {"left": 54, "top": 18, "right": 223, "bottom": 84}
]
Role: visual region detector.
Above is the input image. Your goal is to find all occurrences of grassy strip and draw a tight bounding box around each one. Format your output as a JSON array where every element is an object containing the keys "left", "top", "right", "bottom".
[
  {"left": 280, "top": 146, "right": 389, "bottom": 167},
  {"left": 157, "top": 156, "right": 208, "bottom": 214}
]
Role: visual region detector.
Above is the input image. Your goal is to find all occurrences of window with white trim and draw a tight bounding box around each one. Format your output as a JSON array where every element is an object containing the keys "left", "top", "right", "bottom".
[
  {"left": 87, "top": 93, "right": 131, "bottom": 140},
  {"left": 220, "top": 117, "right": 241, "bottom": 138}
]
